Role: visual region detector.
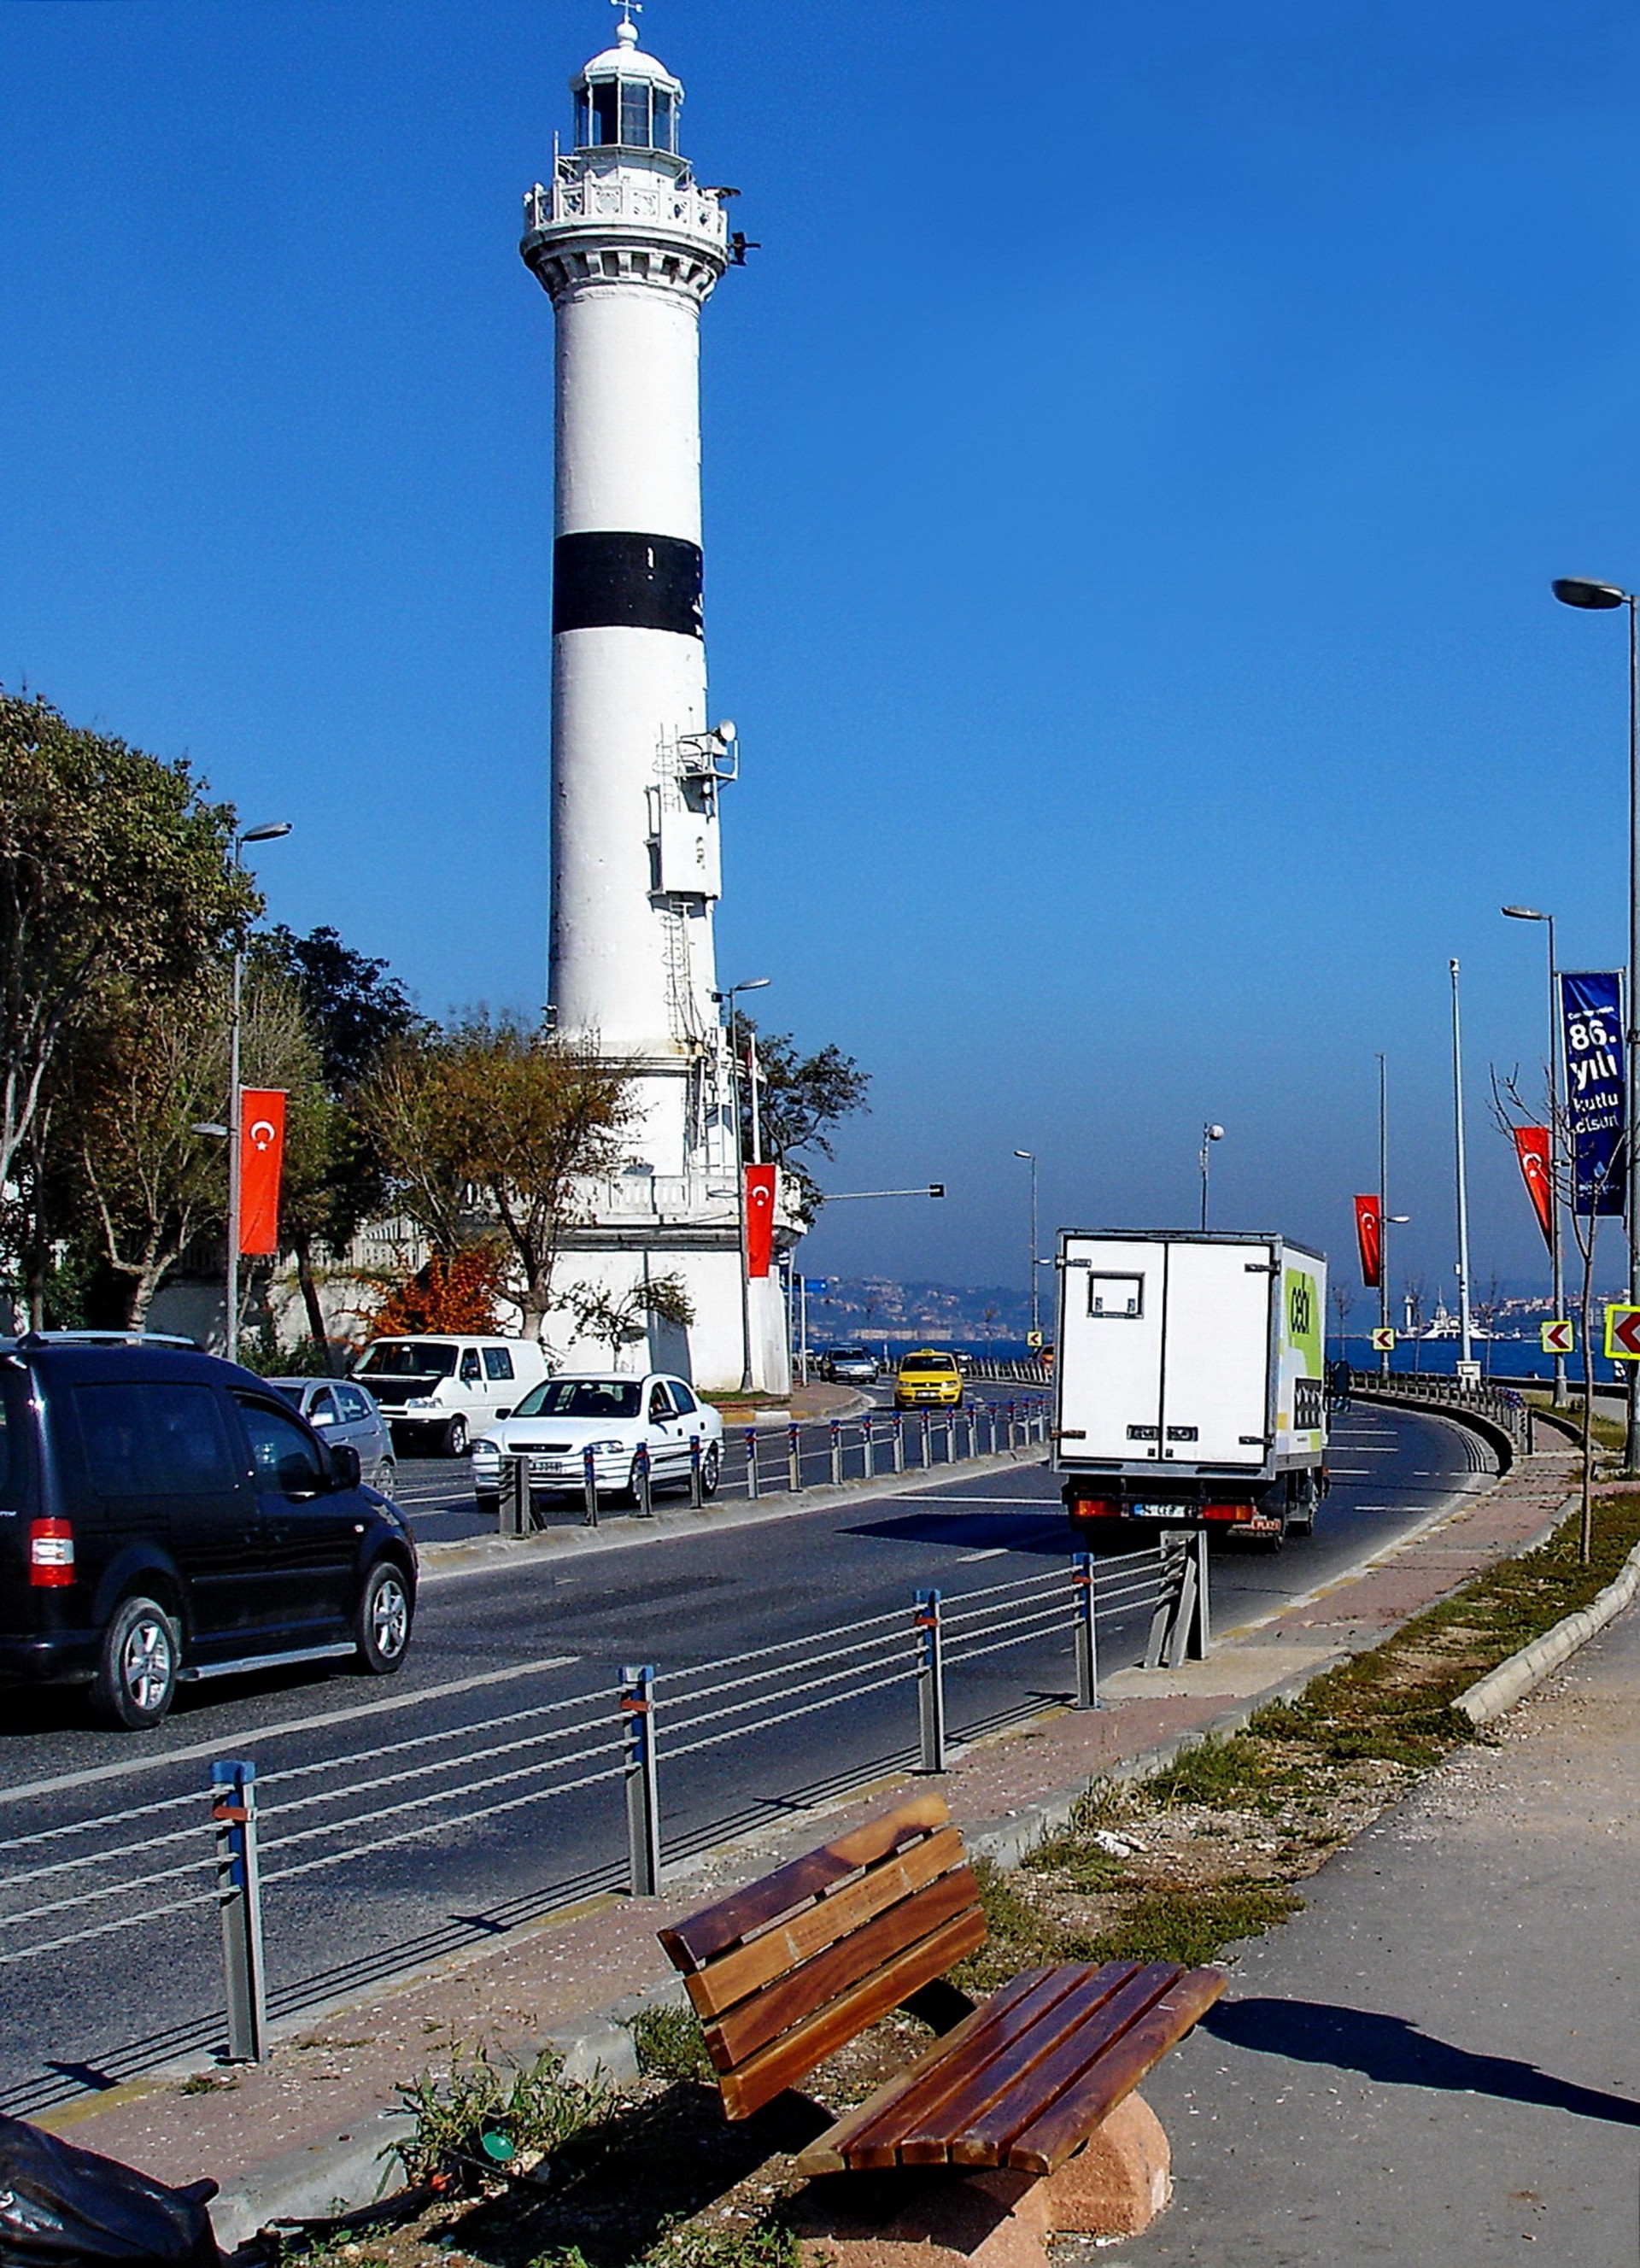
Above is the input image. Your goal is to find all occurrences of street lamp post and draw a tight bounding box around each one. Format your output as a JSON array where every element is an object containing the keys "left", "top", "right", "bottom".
[
  {"left": 1199, "top": 1122, "right": 1224, "bottom": 1232},
  {"left": 713, "top": 976, "right": 770, "bottom": 1394},
  {"left": 226, "top": 823, "right": 291, "bottom": 1364},
  {"left": 1450, "top": 958, "right": 1474, "bottom": 1368},
  {"left": 1376, "top": 1056, "right": 1391, "bottom": 1377},
  {"left": 1012, "top": 1152, "right": 1039, "bottom": 1341},
  {"left": 1502, "top": 905, "right": 1568, "bottom": 1405},
  {"left": 1552, "top": 577, "right": 1640, "bottom": 1467}
]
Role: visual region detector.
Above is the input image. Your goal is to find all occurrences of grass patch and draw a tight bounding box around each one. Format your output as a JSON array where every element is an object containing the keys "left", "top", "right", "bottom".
[
  {"left": 1088, "top": 1880, "right": 1302, "bottom": 1967},
  {"left": 393, "top": 2042, "right": 617, "bottom": 2184},
  {"left": 628, "top": 2003, "right": 713, "bottom": 2085}
]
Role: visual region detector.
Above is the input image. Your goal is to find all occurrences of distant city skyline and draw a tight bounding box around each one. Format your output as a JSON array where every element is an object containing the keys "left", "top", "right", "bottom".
[{"left": 3, "top": 2, "right": 1637, "bottom": 1302}]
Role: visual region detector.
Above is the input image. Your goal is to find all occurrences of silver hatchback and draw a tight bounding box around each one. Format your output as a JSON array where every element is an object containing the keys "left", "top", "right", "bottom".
[{"left": 269, "top": 1377, "right": 396, "bottom": 1493}]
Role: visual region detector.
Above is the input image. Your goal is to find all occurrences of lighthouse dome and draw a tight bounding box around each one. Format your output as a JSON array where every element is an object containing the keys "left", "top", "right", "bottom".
[{"left": 571, "top": 19, "right": 685, "bottom": 154}]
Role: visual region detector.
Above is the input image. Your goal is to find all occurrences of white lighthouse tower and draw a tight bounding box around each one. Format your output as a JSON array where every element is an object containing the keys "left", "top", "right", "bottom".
[{"left": 522, "top": 9, "right": 788, "bottom": 1392}]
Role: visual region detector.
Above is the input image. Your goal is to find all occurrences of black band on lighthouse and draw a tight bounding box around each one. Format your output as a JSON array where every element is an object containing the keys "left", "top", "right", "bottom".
[{"left": 553, "top": 531, "right": 704, "bottom": 637}]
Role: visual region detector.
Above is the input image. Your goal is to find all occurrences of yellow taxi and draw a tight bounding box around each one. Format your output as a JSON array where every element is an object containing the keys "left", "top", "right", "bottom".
[{"left": 894, "top": 1349, "right": 964, "bottom": 1410}]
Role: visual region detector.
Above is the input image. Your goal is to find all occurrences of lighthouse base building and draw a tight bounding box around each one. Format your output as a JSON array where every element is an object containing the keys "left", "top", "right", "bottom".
[{"left": 520, "top": 15, "right": 790, "bottom": 1393}]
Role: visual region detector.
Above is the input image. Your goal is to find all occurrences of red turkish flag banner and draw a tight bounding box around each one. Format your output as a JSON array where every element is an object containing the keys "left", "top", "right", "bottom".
[
  {"left": 239, "top": 1089, "right": 287, "bottom": 1257},
  {"left": 1353, "top": 1195, "right": 1382, "bottom": 1289},
  {"left": 745, "top": 1164, "right": 777, "bottom": 1279},
  {"left": 1513, "top": 1126, "right": 1555, "bottom": 1252}
]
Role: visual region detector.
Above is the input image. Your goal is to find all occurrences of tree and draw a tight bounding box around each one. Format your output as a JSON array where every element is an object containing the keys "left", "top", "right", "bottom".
[
  {"left": 0, "top": 691, "right": 254, "bottom": 1200},
  {"left": 732, "top": 1017, "right": 870, "bottom": 1220},
  {"left": 366, "top": 1242, "right": 509, "bottom": 1339},
  {"left": 563, "top": 1271, "right": 694, "bottom": 1366},
  {"left": 256, "top": 926, "right": 427, "bottom": 1352},
  {"left": 69, "top": 963, "right": 324, "bottom": 1329},
  {"left": 360, "top": 1015, "right": 632, "bottom": 1337}
]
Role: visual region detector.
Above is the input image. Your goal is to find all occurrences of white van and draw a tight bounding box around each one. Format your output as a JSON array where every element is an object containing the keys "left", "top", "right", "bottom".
[{"left": 350, "top": 1335, "right": 552, "bottom": 1457}]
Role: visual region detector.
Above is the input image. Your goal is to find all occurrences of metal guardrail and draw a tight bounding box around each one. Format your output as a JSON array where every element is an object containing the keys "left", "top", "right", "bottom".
[
  {"left": 0, "top": 1532, "right": 1204, "bottom": 2072},
  {"left": 1348, "top": 1367, "right": 1528, "bottom": 1450},
  {"left": 496, "top": 1398, "right": 1052, "bottom": 1532}
]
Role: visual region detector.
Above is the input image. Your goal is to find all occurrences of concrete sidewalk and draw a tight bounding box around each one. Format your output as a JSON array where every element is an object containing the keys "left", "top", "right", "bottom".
[
  {"left": 33, "top": 1440, "right": 1578, "bottom": 2246},
  {"left": 1098, "top": 1565, "right": 1640, "bottom": 2265}
]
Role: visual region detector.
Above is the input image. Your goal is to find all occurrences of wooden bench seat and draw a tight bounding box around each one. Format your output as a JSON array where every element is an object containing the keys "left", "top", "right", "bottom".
[{"left": 656, "top": 1791, "right": 1223, "bottom": 2183}]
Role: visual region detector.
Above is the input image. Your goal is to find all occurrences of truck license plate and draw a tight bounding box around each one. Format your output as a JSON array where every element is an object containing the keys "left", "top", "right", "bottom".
[{"left": 1128, "top": 1503, "right": 1179, "bottom": 1520}]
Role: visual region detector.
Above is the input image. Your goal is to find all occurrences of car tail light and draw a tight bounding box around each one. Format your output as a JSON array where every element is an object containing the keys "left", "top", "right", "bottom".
[
  {"left": 28, "top": 1517, "right": 75, "bottom": 1586},
  {"left": 1202, "top": 1502, "right": 1252, "bottom": 1523},
  {"left": 1072, "top": 1497, "right": 1120, "bottom": 1520}
]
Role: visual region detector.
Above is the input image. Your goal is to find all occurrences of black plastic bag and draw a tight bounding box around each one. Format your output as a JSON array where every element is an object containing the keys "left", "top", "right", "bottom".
[{"left": 0, "top": 2113, "right": 219, "bottom": 2268}]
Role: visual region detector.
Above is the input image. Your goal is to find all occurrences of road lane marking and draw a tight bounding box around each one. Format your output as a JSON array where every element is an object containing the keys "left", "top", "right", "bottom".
[
  {"left": 0, "top": 1653, "right": 582, "bottom": 1808},
  {"left": 956, "top": 1547, "right": 1010, "bottom": 1562}
]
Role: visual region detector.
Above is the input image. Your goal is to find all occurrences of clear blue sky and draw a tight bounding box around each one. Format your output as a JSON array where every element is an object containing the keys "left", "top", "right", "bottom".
[{"left": 5, "top": 0, "right": 1640, "bottom": 1313}]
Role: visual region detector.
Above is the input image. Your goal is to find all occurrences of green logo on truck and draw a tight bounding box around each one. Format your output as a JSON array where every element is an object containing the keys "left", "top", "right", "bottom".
[{"left": 1287, "top": 1271, "right": 1322, "bottom": 1372}]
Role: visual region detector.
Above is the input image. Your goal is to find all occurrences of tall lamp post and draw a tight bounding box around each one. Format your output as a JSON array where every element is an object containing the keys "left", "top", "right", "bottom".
[
  {"left": 225, "top": 823, "right": 291, "bottom": 1364},
  {"left": 1199, "top": 1122, "right": 1225, "bottom": 1232},
  {"left": 1450, "top": 958, "right": 1475, "bottom": 1368},
  {"left": 1502, "top": 905, "right": 1568, "bottom": 1405},
  {"left": 1012, "top": 1150, "right": 1039, "bottom": 1342},
  {"left": 1551, "top": 575, "right": 1640, "bottom": 1468},
  {"left": 1372, "top": 1058, "right": 1410, "bottom": 1377},
  {"left": 712, "top": 976, "right": 770, "bottom": 1394}
]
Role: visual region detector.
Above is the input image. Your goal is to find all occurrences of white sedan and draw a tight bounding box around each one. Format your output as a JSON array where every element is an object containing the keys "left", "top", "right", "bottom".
[{"left": 471, "top": 1372, "right": 723, "bottom": 1510}]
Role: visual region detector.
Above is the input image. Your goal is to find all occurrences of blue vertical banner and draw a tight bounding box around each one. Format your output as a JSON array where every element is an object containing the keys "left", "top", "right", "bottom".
[{"left": 1560, "top": 971, "right": 1627, "bottom": 1216}]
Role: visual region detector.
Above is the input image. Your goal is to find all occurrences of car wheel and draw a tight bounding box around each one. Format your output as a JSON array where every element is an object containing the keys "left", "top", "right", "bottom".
[
  {"left": 375, "top": 1457, "right": 397, "bottom": 1496},
  {"left": 700, "top": 1443, "right": 721, "bottom": 1499},
  {"left": 90, "top": 1596, "right": 179, "bottom": 1731},
  {"left": 443, "top": 1416, "right": 469, "bottom": 1457},
  {"left": 354, "top": 1561, "right": 413, "bottom": 1673}
]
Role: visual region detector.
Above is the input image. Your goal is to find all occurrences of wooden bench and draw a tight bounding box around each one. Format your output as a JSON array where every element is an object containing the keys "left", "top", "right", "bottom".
[{"left": 656, "top": 1790, "right": 1223, "bottom": 2183}]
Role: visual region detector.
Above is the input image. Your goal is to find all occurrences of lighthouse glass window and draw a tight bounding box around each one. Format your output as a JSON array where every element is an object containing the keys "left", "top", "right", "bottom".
[{"left": 578, "top": 79, "right": 675, "bottom": 152}]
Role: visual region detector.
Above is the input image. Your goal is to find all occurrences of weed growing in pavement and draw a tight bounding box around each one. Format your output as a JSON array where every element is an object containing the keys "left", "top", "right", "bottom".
[
  {"left": 394, "top": 2043, "right": 616, "bottom": 2184},
  {"left": 1022, "top": 1832, "right": 1128, "bottom": 1894},
  {"left": 1087, "top": 1880, "right": 1302, "bottom": 1967},
  {"left": 628, "top": 2003, "right": 712, "bottom": 2084}
]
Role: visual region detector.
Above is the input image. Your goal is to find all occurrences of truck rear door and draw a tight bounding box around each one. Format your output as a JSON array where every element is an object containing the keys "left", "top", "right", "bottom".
[
  {"left": 1162, "top": 1240, "right": 1274, "bottom": 1466},
  {"left": 1057, "top": 1238, "right": 1167, "bottom": 1464}
]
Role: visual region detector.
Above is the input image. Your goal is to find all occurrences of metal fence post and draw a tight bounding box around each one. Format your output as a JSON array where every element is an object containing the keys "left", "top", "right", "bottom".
[
  {"left": 1071, "top": 1553, "right": 1099, "bottom": 1708},
  {"left": 210, "top": 1760, "right": 266, "bottom": 2063},
  {"left": 688, "top": 1433, "right": 703, "bottom": 1508},
  {"left": 920, "top": 1413, "right": 932, "bottom": 1468},
  {"left": 1189, "top": 1529, "right": 1210, "bottom": 1659},
  {"left": 788, "top": 1422, "right": 802, "bottom": 1492},
  {"left": 862, "top": 1415, "right": 876, "bottom": 1480},
  {"left": 914, "top": 1589, "right": 946, "bottom": 1773},
  {"left": 893, "top": 1417, "right": 905, "bottom": 1473},
  {"left": 583, "top": 1443, "right": 600, "bottom": 1527},
  {"left": 619, "top": 1665, "right": 662, "bottom": 1896},
  {"left": 829, "top": 1419, "right": 843, "bottom": 1486},
  {"left": 635, "top": 1441, "right": 653, "bottom": 1518},
  {"left": 500, "top": 1452, "right": 529, "bottom": 1538},
  {"left": 745, "top": 1426, "right": 759, "bottom": 1498}
]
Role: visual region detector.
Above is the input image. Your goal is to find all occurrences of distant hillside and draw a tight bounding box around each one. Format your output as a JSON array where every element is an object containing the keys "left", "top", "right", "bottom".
[{"left": 800, "top": 1276, "right": 1034, "bottom": 1347}]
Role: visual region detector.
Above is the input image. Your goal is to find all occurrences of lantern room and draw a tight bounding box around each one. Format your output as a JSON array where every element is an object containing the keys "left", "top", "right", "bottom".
[{"left": 572, "top": 18, "right": 684, "bottom": 159}]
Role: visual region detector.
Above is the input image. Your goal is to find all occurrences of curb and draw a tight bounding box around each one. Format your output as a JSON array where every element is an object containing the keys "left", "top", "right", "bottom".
[
  {"left": 416, "top": 1444, "right": 1051, "bottom": 1582},
  {"left": 1456, "top": 1536, "right": 1640, "bottom": 1724}
]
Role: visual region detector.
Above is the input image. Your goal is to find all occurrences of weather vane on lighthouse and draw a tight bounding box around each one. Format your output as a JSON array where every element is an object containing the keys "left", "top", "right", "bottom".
[{"left": 611, "top": 0, "right": 642, "bottom": 29}]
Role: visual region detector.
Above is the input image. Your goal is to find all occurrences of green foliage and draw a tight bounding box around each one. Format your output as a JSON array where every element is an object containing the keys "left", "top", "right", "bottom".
[
  {"left": 1022, "top": 1832, "right": 1128, "bottom": 1893},
  {"left": 392, "top": 2042, "right": 615, "bottom": 2183},
  {"left": 642, "top": 2224, "right": 802, "bottom": 2268},
  {"left": 628, "top": 2002, "right": 712, "bottom": 2085},
  {"left": 564, "top": 1272, "right": 696, "bottom": 1363}
]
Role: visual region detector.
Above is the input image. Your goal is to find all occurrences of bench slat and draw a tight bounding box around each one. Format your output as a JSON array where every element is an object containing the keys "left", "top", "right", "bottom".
[
  {"left": 944, "top": 1962, "right": 1184, "bottom": 2167},
  {"left": 659, "top": 1792, "right": 951, "bottom": 1970},
  {"left": 844, "top": 1966, "right": 1129, "bottom": 2171},
  {"left": 718, "top": 1903, "right": 988, "bottom": 2120},
  {"left": 895, "top": 1963, "right": 1165, "bottom": 2167},
  {"left": 1001, "top": 1967, "right": 1227, "bottom": 2175},
  {"left": 795, "top": 1968, "right": 1059, "bottom": 2176},
  {"left": 681, "top": 1826, "right": 970, "bottom": 2022},
  {"left": 706, "top": 1861, "right": 981, "bottom": 2070}
]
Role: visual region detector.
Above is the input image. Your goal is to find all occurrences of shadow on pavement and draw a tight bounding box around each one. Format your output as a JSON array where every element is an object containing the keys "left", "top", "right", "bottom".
[
  {"left": 844, "top": 1511, "right": 1069, "bottom": 1556},
  {"left": 1206, "top": 1996, "right": 1640, "bottom": 2128}
]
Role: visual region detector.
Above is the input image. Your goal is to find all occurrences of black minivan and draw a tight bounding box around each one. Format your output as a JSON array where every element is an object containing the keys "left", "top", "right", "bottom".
[{"left": 0, "top": 1340, "right": 418, "bottom": 1729}]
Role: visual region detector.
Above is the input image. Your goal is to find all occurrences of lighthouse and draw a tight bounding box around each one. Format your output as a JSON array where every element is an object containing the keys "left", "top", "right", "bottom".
[{"left": 522, "top": 10, "right": 788, "bottom": 1391}]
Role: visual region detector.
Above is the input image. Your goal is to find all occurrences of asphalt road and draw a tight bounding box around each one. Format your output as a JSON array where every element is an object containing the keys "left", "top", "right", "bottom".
[{"left": 0, "top": 1398, "right": 1492, "bottom": 2114}]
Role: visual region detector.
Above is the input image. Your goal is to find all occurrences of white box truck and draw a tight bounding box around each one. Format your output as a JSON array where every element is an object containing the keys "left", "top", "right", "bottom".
[{"left": 1051, "top": 1230, "right": 1328, "bottom": 1547}]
